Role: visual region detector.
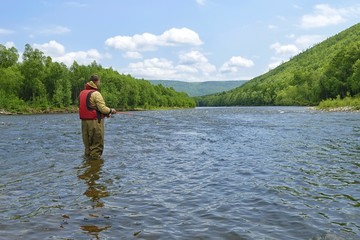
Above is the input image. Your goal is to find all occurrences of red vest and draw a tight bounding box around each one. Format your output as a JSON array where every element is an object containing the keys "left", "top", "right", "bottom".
[{"left": 79, "top": 90, "right": 101, "bottom": 120}]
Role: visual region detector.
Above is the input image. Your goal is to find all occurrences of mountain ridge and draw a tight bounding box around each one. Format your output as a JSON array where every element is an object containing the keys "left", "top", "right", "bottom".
[{"left": 148, "top": 80, "right": 247, "bottom": 97}]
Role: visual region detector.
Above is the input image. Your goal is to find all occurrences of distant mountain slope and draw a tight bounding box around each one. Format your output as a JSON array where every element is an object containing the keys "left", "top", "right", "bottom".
[
  {"left": 197, "top": 23, "right": 360, "bottom": 106},
  {"left": 149, "top": 80, "right": 246, "bottom": 96}
]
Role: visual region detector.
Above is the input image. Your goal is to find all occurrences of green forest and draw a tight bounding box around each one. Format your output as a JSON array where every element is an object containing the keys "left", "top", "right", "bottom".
[
  {"left": 196, "top": 23, "right": 360, "bottom": 108},
  {"left": 0, "top": 44, "right": 195, "bottom": 113}
]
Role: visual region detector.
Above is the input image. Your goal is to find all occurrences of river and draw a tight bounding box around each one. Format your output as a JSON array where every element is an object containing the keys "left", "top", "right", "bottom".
[{"left": 0, "top": 107, "right": 359, "bottom": 239}]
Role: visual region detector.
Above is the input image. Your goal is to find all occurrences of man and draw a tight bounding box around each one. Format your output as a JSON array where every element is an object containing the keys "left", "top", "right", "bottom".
[{"left": 79, "top": 75, "right": 116, "bottom": 159}]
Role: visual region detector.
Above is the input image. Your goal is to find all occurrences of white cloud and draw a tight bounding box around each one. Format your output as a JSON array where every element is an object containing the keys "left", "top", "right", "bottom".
[
  {"left": 0, "top": 28, "right": 14, "bottom": 35},
  {"left": 53, "top": 49, "right": 102, "bottom": 66},
  {"left": 122, "top": 52, "right": 257, "bottom": 81},
  {"left": 4, "top": 42, "right": 15, "bottom": 48},
  {"left": 123, "top": 52, "right": 252, "bottom": 80},
  {"left": 32, "top": 40, "right": 103, "bottom": 66},
  {"left": 126, "top": 58, "right": 177, "bottom": 79},
  {"left": 220, "top": 56, "right": 254, "bottom": 73},
  {"left": 179, "top": 50, "right": 208, "bottom": 64},
  {"left": 179, "top": 51, "right": 216, "bottom": 75},
  {"left": 268, "top": 42, "right": 300, "bottom": 70},
  {"left": 160, "top": 28, "right": 203, "bottom": 46},
  {"left": 300, "top": 4, "right": 347, "bottom": 28},
  {"left": 268, "top": 57, "right": 287, "bottom": 70},
  {"left": 33, "top": 40, "right": 66, "bottom": 56},
  {"left": 39, "top": 25, "right": 71, "bottom": 35},
  {"left": 295, "top": 35, "right": 325, "bottom": 49},
  {"left": 105, "top": 27, "right": 203, "bottom": 52},
  {"left": 175, "top": 64, "right": 199, "bottom": 74},
  {"left": 268, "top": 33, "right": 325, "bottom": 71},
  {"left": 270, "top": 42, "right": 300, "bottom": 55},
  {"left": 123, "top": 51, "right": 216, "bottom": 81},
  {"left": 123, "top": 51, "right": 143, "bottom": 59}
]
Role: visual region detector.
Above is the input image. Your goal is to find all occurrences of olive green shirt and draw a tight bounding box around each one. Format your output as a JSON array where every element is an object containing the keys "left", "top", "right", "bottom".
[{"left": 87, "top": 81, "right": 111, "bottom": 115}]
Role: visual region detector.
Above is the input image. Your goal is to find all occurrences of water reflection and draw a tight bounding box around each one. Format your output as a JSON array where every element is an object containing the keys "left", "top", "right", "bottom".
[
  {"left": 78, "top": 158, "right": 111, "bottom": 238},
  {"left": 80, "top": 225, "right": 111, "bottom": 239},
  {"left": 78, "top": 158, "right": 109, "bottom": 207}
]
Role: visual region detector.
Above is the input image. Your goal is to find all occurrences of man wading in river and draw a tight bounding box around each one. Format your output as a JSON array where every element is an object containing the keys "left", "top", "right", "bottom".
[{"left": 79, "top": 75, "right": 116, "bottom": 159}]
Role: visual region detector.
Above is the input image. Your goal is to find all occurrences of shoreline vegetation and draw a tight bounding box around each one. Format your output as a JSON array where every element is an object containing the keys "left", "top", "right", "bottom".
[
  {"left": 2, "top": 96, "right": 359, "bottom": 115},
  {"left": 0, "top": 106, "right": 78, "bottom": 115},
  {"left": 0, "top": 106, "right": 189, "bottom": 115},
  {"left": 316, "top": 96, "right": 360, "bottom": 112}
]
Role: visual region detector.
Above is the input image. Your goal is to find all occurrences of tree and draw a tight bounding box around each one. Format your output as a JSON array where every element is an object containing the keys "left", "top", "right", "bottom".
[
  {"left": 0, "top": 66, "right": 23, "bottom": 97},
  {"left": 53, "top": 78, "right": 64, "bottom": 107},
  {"left": 69, "top": 61, "right": 89, "bottom": 103},
  {"left": 20, "top": 44, "right": 47, "bottom": 101},
  {"left": 349, "top": 59, "right": 360, "bottom": 96},
  {"left": 43, "top": 60, "right": 69, "bottom": 101},
  {"left": 0, "top": 44, "right": 19, "bottom": 68}
]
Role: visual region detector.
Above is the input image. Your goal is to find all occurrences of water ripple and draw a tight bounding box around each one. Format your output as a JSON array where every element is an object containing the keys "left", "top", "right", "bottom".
[{"left": 0, "top": 107, "right": 359, "bottom": 239}]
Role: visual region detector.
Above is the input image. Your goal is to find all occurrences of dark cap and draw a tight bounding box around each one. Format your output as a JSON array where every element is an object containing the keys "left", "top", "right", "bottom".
[{"left": 90, "top": 75, "right": 100, "bottom": 82}]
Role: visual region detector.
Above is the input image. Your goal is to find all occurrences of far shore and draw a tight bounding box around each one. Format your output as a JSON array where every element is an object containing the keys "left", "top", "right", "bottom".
[
  {"left": 0, "top": 106, "right": 187, "bottom": 115},
  {"left": 0, "top": 108, "right": 78, "bottom": 115},
  {"left": 2, "top": 106, "right": 360, "bottom": 115},
  {"left": 314, "top": 106, "right": 360, "bottom": 112},
  {"left": 0, "top": 110, "right": 13, "bottom": 115}
]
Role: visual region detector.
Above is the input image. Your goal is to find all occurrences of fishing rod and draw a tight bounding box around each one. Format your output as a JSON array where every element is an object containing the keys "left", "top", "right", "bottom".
[{"left": 112, "top": 111, "right": 166, "bottom": 121}]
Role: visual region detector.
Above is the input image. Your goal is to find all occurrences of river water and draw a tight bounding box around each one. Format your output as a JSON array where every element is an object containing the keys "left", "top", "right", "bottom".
[{"left": 0, "top": 107, "right": 359, "bottom": 240}]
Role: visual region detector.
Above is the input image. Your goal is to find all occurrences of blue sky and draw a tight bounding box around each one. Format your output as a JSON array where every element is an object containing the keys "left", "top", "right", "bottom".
[{"left": 1, "top": 0, "right": 359, "bottom": 82}]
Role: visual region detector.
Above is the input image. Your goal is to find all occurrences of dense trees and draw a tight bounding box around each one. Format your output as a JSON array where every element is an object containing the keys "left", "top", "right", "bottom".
[
  {"left": 197, "top": 23, "right": 360, "bottom": 107},
  {"left": 0, "top": 44, "right": 195, "bottom": 113},
  {"left": 0, "top": 45, "right": 18, "bottom": 68}
]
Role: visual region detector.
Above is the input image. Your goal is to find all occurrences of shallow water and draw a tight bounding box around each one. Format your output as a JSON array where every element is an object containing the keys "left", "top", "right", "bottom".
[{"left": 0, "top": 107, "right": 359, "bottom": 239}]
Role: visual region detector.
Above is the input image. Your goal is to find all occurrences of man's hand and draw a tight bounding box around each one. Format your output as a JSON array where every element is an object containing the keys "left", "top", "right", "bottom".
[{"left": 110, "top": 108, "right": 117, "bottom": 114}]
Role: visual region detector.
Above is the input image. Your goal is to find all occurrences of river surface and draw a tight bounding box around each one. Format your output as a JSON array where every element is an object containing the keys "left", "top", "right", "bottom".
[{"left": 0, "top": 107, "right": 359, "bottom": 240}]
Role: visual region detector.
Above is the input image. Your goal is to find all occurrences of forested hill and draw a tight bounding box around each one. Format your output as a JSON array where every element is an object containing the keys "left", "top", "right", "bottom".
[
  {"left": 0, "top": 44, "right": 195, "bottom": 113},
  {"left": 197, "top": 23, "right": 360, "bottom": 107},
  {"left": 149, "top": 80, "right": 246, "bottom": 96}
]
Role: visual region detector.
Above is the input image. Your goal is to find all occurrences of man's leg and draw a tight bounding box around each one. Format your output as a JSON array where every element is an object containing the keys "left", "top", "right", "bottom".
[
  {"left": 89, "top": 119, "right": 104, "bottom": 159},
  {"left": 81, "top": 120, "right": 91, "bottom": 157}
]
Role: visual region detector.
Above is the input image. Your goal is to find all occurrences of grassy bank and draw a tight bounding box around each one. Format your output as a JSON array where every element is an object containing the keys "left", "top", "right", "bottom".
[
  {"left": 0, "top": 105, "right": 194, "bottom": 115},
  {"left": 0, "top": 106, "right": 79, "bottom": 115},
  {"left": 317, "top": 96, "right": 360, "bottom": 111}
]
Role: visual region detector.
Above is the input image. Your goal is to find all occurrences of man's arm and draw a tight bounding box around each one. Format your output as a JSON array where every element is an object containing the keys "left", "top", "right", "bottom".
[{"left": 91, "top": 92, "right": 114, "bottom": 115}]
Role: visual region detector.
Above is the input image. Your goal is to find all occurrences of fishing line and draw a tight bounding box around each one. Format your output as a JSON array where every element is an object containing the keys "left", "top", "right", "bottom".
[{"left": 112, "top": 111, "right": 167, "bottom": 121}]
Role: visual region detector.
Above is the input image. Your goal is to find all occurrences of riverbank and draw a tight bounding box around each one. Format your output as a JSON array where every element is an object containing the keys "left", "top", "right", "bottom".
[
  {"left": 317, "top": 96, "right": 360, "bottom": 112},
  {"left": 0, "top": 106, "right": 78, "bottom": 115},
  {"left": 315, "top": 106, "right": 360, "bottom": 112},
  {"left": 2, "top": 106, "right": 360, "bottom": 115},
  {"left": 0, "top": 110, "right": 13, "bottom": 115},
  {"left": 0, "top": 106, "right": 192, "bottom": 115}
]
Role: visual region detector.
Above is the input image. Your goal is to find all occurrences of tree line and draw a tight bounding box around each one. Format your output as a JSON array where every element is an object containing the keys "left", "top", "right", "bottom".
[{"left": 0, "top": 44, "right": 195, "bottom": 113}]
